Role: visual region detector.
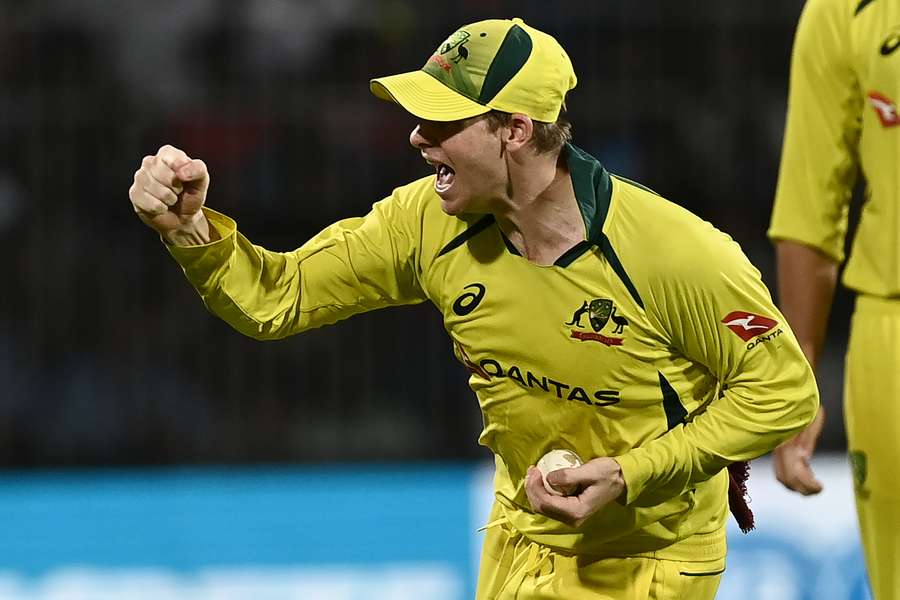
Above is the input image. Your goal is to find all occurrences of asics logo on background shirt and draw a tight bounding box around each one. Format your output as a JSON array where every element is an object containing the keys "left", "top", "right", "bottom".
[
  {"left": 880, "top": 28, "right": 900, "bottom": 55},
  {"left": 721, "top": 311, "right": 778, "bottom": 342}
]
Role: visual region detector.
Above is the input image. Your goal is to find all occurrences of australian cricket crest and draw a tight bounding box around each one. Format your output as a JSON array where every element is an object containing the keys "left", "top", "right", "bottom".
[
  {"left": 566, "top": 298, "right": 628, "bottom": 347},
  {"left": 588, "top": 299, "right": 613, "bottom": 332}
]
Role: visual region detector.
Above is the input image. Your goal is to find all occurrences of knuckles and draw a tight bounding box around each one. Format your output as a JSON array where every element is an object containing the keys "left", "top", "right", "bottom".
[{"left": 157, "top": 144, "right": 188, "bottom": 164}]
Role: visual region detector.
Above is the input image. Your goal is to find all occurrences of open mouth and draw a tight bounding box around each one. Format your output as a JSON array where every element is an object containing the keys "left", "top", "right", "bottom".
[{"left": 432, "top": 161, "right": 456, "bottom": 193}]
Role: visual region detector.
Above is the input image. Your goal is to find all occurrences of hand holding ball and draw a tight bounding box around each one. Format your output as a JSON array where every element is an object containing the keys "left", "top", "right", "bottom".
[{"left": 536, "top": 449, "right": 583, "bottom": 496}]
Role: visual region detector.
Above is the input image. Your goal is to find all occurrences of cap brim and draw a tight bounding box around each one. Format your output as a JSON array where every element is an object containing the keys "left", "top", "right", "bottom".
[{"left": 370, "top": 70, "right": 490, "bottom": 122}]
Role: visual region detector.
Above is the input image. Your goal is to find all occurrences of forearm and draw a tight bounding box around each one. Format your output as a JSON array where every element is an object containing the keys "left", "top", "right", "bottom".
[
  {"left": 771, "top": 240, "right": 835, "bottom": 474},
  {"left": 775, "top": 240, "right": 839, "bottom": 369},
  {"left": 167, "top": 209, "right": 308, "bottom": 340},
  {"left": 616, "top": 360, "right": 819, "bottom": 505},
  {"left": 167, "top": 204, "right": 428, "bottom": 341}
]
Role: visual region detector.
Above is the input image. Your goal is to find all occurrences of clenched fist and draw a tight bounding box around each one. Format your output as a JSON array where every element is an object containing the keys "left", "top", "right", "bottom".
[{"left": 129, "top": 144, "right": 217, "bottom": 246}]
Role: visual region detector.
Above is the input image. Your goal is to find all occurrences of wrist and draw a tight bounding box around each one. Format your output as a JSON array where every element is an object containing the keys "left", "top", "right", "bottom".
[
  {"left": 165, "top": 210, "right": 212, "bottom": 247},
  {"left": 610, "top": 459, "right": 627, "bottom": 501}
]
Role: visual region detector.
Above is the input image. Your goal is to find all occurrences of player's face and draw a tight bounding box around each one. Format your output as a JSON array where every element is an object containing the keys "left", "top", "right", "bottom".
[{"left": 410, "top": 116, "right": 507, "bottom": 215}]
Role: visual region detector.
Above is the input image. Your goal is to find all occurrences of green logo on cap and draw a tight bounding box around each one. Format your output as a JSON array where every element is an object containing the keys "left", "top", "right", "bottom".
[
  {"left": 439, "top": 30, "right": 470, "bottom": 61},
  {"left": 423, "top": 29, "right": 479, "bottom": 101}
]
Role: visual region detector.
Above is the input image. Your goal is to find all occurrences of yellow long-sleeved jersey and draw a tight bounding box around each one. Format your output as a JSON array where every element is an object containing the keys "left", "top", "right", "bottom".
[
  {"left": 169, "top": 144, "right": 818, "bottom": 559},
  {"left": 770, "top": 0, "right": 900, "bottom": 296}
]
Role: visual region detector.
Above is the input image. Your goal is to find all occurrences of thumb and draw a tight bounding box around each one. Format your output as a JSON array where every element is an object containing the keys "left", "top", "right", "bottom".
[
  {"left": 175, "top": 159, "right": 208, "bottom": 184},
  {"left": 546, "top": 467, "right": 581, "bottom": 495},
  {"left": 173, "top": 159, "right": 210, "bottom": 215},
  {"left": 546, "top": 467, "right": 576, "bottom": 488}
]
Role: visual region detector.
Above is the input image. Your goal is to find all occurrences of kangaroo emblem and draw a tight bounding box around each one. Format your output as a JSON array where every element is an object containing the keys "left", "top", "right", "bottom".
[{"left": 566, "top": 301, "right": 589, "bottom": 327}]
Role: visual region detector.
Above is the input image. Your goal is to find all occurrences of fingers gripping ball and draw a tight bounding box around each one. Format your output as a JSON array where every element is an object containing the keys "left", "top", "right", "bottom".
[{"left": 537, "top": 449, "right": 583, "bottom": 496}]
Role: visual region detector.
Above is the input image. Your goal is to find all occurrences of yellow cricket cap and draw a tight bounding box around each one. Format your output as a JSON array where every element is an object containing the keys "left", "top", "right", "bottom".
[{"left": 370, "top": 18, "right": 577, "bottom": 123}]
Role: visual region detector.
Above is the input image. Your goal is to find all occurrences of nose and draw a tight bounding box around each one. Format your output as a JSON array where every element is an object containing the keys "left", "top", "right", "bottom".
[{"left": 409, "top": 125, "right": 429, "bottom": 150}]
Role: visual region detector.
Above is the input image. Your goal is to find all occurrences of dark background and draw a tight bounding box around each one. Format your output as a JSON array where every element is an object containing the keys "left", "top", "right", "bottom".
[{"left": 0, "top": 0, "right": 853, "bottom": 467}]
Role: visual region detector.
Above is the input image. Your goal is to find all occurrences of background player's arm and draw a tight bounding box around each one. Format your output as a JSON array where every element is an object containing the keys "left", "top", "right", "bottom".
[
  {"left": 768, "top": 0, "right": 859, "bottom": 495},
  {"left": 771, "top": 241, "right": 838, "bottom": 494},
  {"left": 776, "top": 241, "right": 839, "bottom": 369},
  {"left": 129, "top": 145, "right": 428, "bottom": 340}
]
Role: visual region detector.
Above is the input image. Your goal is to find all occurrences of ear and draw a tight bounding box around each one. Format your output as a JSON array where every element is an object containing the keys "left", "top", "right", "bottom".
[{"left": 502, "top": 114, "right": 534, "bottom": 152}]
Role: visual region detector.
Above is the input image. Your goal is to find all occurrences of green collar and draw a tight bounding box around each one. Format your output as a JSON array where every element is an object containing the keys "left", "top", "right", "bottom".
[
  {"left": 565, "top": 144, "right": 644, "bottom": 308},
  {"left": 564, "top": 143, "right": 612, "bottom": 243}
]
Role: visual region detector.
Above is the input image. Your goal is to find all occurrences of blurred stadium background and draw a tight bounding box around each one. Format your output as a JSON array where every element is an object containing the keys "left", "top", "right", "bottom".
[{"left": 0, "top": 1, "right": 869, "bottom": 598}]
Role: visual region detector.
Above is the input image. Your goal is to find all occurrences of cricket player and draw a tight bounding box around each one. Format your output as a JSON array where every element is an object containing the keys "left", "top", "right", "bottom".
[
  {"left": 770, "top": 0, "right": 900, "bottom": 597},
  {"left": 131, "top": 18, "right": 818, "bottom": 599}
]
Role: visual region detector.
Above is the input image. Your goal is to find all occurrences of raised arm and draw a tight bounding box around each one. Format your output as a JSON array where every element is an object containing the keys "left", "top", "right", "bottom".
[{"left": 129, "top": 145, "right": 429, "bottom": 340}]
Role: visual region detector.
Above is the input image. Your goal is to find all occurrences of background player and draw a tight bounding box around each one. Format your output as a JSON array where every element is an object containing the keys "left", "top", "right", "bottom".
[
  {"left": 769, "top": 0, "right": 900, "bottom": 597},
  {"left": 132, "top": 18, "right": 818, "bottom": 599}
]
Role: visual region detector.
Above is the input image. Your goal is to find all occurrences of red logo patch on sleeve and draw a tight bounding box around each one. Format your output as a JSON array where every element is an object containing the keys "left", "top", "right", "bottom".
[
  {"left": 867, "top": 91, "right": 900, "bottom": 127},
  {"left": 721, "top": 311, "right": 778, "bottom": 342}
]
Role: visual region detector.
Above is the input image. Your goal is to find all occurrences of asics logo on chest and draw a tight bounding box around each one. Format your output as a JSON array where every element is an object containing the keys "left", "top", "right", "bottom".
[{"left": 452, "top": 283, "right": 486, "bottom": 316}]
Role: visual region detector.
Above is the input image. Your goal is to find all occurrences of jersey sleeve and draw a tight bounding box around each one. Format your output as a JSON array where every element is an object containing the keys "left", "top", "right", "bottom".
[
  {"left": 614, "top": 225, "right": 819, "bottom": 505},
  {"left": 768, "top": 0, "right": 859, "bottom": 262},
  {"left": 166, "top": 187, "right": 429, "bottom": 340}
]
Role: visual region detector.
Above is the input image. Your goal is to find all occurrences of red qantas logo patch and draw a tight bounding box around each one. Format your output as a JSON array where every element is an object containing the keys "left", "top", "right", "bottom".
[
  {"left": 721, "top": 311, "right": 778, "bottom": 342},
  {"left": 867, "top": 91, "right": 900, "bottom": 127}
]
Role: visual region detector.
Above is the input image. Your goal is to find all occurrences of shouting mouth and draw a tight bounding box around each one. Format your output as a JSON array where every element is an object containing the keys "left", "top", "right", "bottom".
[
  {"left": 424, "top": 155, "right": 456, "bottom": 194},
  {"left": 436, "top": 163, "right": 455, "bottom": 193}
]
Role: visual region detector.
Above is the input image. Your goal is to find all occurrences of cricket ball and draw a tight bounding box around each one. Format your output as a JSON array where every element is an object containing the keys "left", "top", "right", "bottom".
[{"left": 536, "top": 449, "right": 583, "bottom": 496}]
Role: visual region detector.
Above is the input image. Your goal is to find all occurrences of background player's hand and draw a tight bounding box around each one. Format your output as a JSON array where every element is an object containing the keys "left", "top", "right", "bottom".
[
  {"left": 525, "top": 457, "right": 626, "bottom": 527},
  {"left": 129, "top": 144, "right": 216, "bottom": 246},
  {"left": 773, "top": 406, "right": 825, "bottom": 495}
]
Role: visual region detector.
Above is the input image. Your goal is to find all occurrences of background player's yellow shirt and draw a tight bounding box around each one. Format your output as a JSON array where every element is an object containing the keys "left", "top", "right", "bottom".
[
  {"left": 770, "top": 0, "right": 900, "bottom": 296},
  {"left": 169, "top": 144, "right": 817, "bottom": 559}
]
